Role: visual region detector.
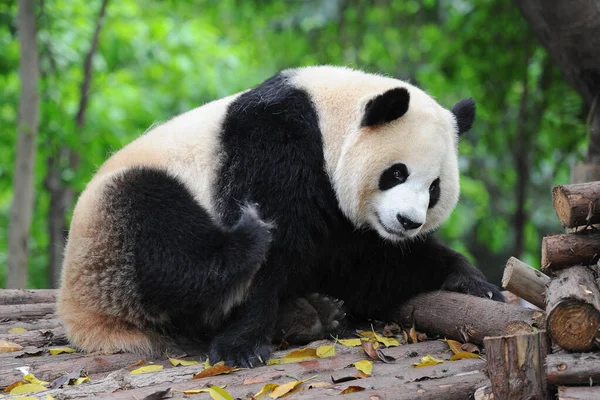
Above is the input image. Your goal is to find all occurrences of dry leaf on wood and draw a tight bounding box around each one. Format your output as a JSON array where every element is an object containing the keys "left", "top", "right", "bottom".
[
  {"left": 192, "top": 361, "right": 239, "bottom": 379},
  {"left": 130, "top": 365, "right": 164, "bottom": 375},
  {"left": 413, "top": 354, "right": 444, "bottom": 368},
  {"left": 340, "top": 386, "right": 365, "bottom": 394}
]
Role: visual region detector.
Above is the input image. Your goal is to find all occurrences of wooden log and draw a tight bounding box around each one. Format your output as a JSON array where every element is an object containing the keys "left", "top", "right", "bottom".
[
  {"left": 0, "top": 289, "right": 57, "bottom": 305},
  {"left": 0, "top": 326, "right": 67, "bottom": 347},
  {"left": 552, "top": 181, "right": 600, "bottom": 228},
  {"left": 82, "top": 345, "right": 487, "bottom": 400},
  {"left": 0, "top": 303, "right": 56, "bottom": 320},
  {"left": 541, "top": 232, "right": 600, "bottom": 271},
  {"left": 394, "top": 291, "right": 545, "bottom": 344},
  {"left": 502, "top": 257, "right": 550, "bottom": 309},
  {"left": 0, "top": 317, "right": 62, "bottom": 334},
  {"left": 557, "top": 386, "right": 600, "bottom": 400},
  {"left": 483, "top": 331, "right": 549, "bottom": 400},
  {"left": 546, "top": 351, "right": 600, "bottom": 385},
  {"left": 546, "top": 265, "right": 600, "bottom": 351}
]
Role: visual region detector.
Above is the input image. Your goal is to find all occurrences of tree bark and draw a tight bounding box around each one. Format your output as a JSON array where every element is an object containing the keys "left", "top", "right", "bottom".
[
  {"left": 394, "top": 291, "right": 545, "bottom": 345},
  {"left": 552, "top": 181, "right": 600, "bottom": 228},
  {"left": 541, "top": 232, "right": 600, "bottom": 271},
  {"left": 483, "top": 331, "right": 549, "bottom": 400},
  {"left": 7, "top": 0, "right": 40, "bottom": 289},
  {"left": 513, "top": 0, "right": 600, "bottom": 161},
  {"left": 0, "top": 317, "right": 61, "bottom": 334},
  {"left": 0, "top": 289, "right": 57, "bottom": 305},
  {"left": 557, "top": 386, "right": 600, "bottom": 400},
  {"left": 0, "top": 303, "right": 56, "bottom": 320},
  {"left": 45, "top": 0, "right": 109, "bottom": 288},
  {"left": 546, "top": 265, "right": 600, "bottom": 351},
  {"left": 0, "top": 326, "right": 66, "bottom": 347},
  {"left": 501, "top": 257, "right": 550, "bottom": 309},
  {"left": 546, "top": 352, "right": 600, "bottom": 385}
]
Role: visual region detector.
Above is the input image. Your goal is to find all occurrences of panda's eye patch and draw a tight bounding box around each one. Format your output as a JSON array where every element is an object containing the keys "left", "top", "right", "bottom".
[
  {"left": 379, "top": 163, "right": 409, "bottom": 191},
  {"left": 428, "top": 178, "right": 441, "bottom": 209}
]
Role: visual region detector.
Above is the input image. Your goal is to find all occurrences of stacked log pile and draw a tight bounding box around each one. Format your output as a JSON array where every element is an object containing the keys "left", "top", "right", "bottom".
[{"left": 490, "top": 181, "right": 600, "bottom": 399}]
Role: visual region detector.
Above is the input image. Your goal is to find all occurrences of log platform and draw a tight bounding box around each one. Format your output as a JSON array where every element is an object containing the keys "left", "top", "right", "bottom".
[{"left": 0, "top": 289, "right": 496, "bottom": 400}]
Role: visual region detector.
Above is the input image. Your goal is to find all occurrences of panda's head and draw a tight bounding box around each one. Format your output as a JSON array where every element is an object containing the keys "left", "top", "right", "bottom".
[{"left": 332, "top": 85, "right": 475, "bottom": 242}]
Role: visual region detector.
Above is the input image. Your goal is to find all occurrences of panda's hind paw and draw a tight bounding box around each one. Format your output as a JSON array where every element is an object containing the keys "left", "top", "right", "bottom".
[{"left": 306, "top": 293, "right": 346, "bottom": 333}]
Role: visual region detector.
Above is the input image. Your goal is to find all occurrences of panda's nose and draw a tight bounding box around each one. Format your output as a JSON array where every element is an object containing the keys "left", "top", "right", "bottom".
[{"left": 397, "top": 214, "right": 423, "bottom": 230}]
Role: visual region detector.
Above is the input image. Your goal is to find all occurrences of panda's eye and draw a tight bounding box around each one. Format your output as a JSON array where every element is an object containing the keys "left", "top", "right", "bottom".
[
  {"left": 379, "top": 163, "right": 409, "bottom": 191},
  {"left": 428, "top": 178, "right": 441, "bottom": 208}
]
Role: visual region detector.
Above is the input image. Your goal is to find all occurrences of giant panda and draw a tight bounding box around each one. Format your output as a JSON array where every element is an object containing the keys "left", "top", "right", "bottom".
[{"left": 57, "top": 65, "right": 503, "bottom": 368}]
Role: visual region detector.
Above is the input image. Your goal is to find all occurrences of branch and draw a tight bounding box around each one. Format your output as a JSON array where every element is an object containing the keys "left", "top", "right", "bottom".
[{"left": 75, "top": 0, "right": 109, "bottom": 129}]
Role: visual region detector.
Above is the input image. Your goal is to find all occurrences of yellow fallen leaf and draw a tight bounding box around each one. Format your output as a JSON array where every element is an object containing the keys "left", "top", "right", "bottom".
[
  {"left": 339, "top": 338, "right": 362, "bottom": 347},
  {"left": 267, "top": 348, "right": 318, "bottom": 365},
  {"left": 184, "top": 385, "right": 226, "bottom": 395},
  {"left": 4, "top": 381, "right": 26, "bottom": 392},
  {"left": 209, "top": 386, "right": 234, "bottom": 400},
  {"left": 340, "top": 386, "right": 365, "bottom": 394},
  {"left": 169, "top": 357, "right": 199, "bottom": 367},
  {"left": 444, "top": 339, "right": 463, "bottom": 355},
  {"left": 0, "top": 340, "right": 23, "bottom": 353},
  {"left": 409, "top": 327, "right": 418, "bottom": 344},
  {"left": 10, "top": 383, "right": 47, "bottom": 395},
  {"left": 192, "top": 361, "right": 239, "bottom": 379},
  {"left": 73, "top": 376, "right": 90, "bottom": 385},
  {"left": 357, "top": 331, "right": 399, "bottom": 347},
  {"left": 413, "top": 354, "right": 444, "bottom": 368},
  {"left": 269, "top": 380, "right": 302, "bottom": 398},
  {"left": 203, "top": 358, "right": 211, "bottom": 368},
  {"left": 8, "top": 327, "right": 28, "bottom": 334},
  {"left": 184, "top": 388, "right": 211, "bottom": 394},
  {"left": 49, "top": 347, "right": 76, "bottom": 355},
  {"left": 376, "top": 334, "right": 400, "bottom": 347},
  {"left": 130, "top": 365, "right": 163, "bottom": 374},
  {"left": 24, "top": 373, "right": 49, "bottom": 386},
  {"left": 449, "top": 351, "right": 481, "bottom": 361},
  {"left": 45, "top": 395, "right": 56, "bottom": 400},
  {"left": 11, "top": 397, "right": 38, "bottom": 400},
  {"left": 354, "top": 360, "right": 373, "bottom": 375},
  {"left": 128, "top": 359, "right": 147, "bottom": 368},
  {"left": 316, "top": 345, "right": 335, "bottom": 358},
  {"left": 254, "top": 383, "right": 279, "bottom": 398}
]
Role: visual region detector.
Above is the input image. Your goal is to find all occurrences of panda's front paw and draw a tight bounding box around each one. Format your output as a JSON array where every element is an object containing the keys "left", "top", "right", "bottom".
[
  {"left": 442, "top": 273, "right": 505, "bottom": 302},
  {"left": 209, "top": 333, "right": 272, "bottom": 368}
]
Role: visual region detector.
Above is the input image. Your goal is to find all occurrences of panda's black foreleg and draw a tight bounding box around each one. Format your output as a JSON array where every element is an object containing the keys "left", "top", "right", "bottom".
[{"left": 426, "top": 237, "right": 505, "bottom": 302}]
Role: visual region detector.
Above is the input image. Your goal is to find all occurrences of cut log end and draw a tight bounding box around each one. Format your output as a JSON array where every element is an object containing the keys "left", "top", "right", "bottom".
[
  {"left": 552, "top": 185, "right": 573, "bottom": 228},
  {"left": 547, "top": 300, "right": 600, "bottom": 351}
]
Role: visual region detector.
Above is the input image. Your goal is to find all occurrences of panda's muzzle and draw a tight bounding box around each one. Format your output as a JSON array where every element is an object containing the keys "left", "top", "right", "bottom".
[{"left": 396, "top": 214, "right": 423, "bottom": 230}]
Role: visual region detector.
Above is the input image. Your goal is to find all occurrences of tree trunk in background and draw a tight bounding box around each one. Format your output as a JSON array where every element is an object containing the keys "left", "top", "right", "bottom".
[
  {"left": 514, "top": 0, "right": 600, "bottom": 180},
  {"left": 45, "top": 0, "right": 109, "bottom": 288},
  {"left": 513, "top": 54, "right": 552, "bottom": 258},
  {"left": 7, "top": 0, "right": 40, "bottom": 289}
]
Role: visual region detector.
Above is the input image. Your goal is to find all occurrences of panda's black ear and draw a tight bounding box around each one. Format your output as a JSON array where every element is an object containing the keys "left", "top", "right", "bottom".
[
  {"left": 452, "top": 98, "right": 476, "bottom": 135},
  {"left": 361, "top": 87, "right": 410, "bottom": 127}
]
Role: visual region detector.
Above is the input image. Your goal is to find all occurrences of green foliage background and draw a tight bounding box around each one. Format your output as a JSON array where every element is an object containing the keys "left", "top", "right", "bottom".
[{"left": 0, "top": 0, "right": 589, "bottom": 288}]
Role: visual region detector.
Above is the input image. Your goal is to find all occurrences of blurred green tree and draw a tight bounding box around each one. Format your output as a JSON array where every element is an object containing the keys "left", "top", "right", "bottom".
[{"left": 0, "top": 0, "right": 588, "bottom": 288}]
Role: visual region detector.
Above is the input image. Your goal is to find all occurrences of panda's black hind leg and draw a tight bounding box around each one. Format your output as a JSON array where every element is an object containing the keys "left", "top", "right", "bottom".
[
  {"left": 274, "top": 293, "right": 347, "bottom": 344},
  {"left": 103, "top": 166, "right": 273, "bottom": 325}
]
